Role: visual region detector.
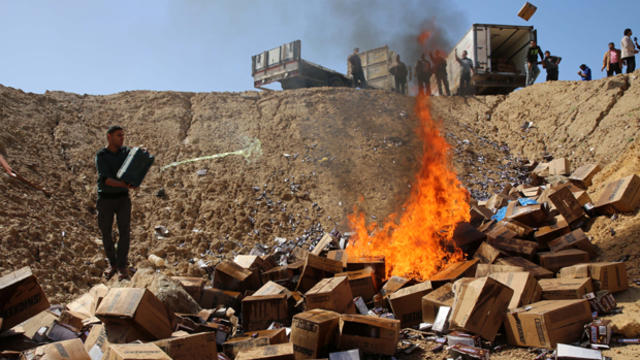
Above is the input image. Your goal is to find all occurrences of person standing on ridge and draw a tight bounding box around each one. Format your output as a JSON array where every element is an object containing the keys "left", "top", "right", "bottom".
[
  {"left": 95, "top": 125, "right": 137, "bottom": 280},
  {"left": 542, "top": 50, "right": 562, "bottom": 81},
  {"left": 621, "top": 28, "right": 638, "bottom": 73},
  {"left": 415, "top": 53, "right": 432, "bottom": 95},
  {"left": 525, "top": 40, "right": 544, "bottom": 86},
  {"left": 454, "top": 49, "right": 475, "bottom": 94},
  {"left": 430, "top": 50, "right": 450, "bottom": 96},
  {"left": 348, "top": 48, "right": 367, "bottom": 89},
  {"left": 602, "top": 42, "right": 622, "bottom": 77},
  {"left": 390, "top": 54, "right": 408, "bottom": 94}
]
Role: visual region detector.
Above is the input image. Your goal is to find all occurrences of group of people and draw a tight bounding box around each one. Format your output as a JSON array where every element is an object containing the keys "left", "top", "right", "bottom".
[{"left": 527, "top": 28, "right": 639, "bottom": 85}]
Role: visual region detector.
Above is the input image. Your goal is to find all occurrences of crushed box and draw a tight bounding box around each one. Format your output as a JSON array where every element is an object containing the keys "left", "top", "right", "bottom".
[
  {"left": 0, "top": 267, "right": 50, "bottom": 330},
  {"left": 171, "top": 276, "right": 205, "bottom": 303},
  {"left": 548, "top": 229, "right": 597, "bottom": 258},
  {"left": 199, "top": 287, "right": 241, "bottom": 309},
  {"left": 429, "top": 259, "right": 479, "bottom": 284},
  {"left": 388, "top": 282, "right": 433, "bottom": 328},
  {"left": 345, "top": 256, "right": 385, "bottom": 290},
  {"left": 449, "top": 277, "right": 513, "bottom": 341},
  {"left": 504, "top": 299, "right": 592, "bottom": 349},
  {"left": 297, "top": 254, "right": 345, "bottom": 293},
  {"left": 214, "top": 261, "right": 261, "bottom": 292},
  {"left": 538, "top": 278, "right": 594, "bottom": 300},
  {"left": 421, "top": 282, "right": 455, "bottom": 323},
  {"left": 473, "top": 242, "right": 503, "bottom": 264},
  {"left": 305, "top": 276, "right": 355, "bottom": 314},
  {"left": 95, "top": 288, "right": 172, "bottom": 342},
  {"left": 488, "top": 272, "right": 541, "bottom": 309},
  {"left": 21, "top": 338, "right": 90, "bottom": 360},
  {"left": 338, "top": 314, "right": 400, "bottom": 355},
  {"left": 291, "top": 309, "right": 340, "bottom": 360},
  {"left": 241, "top": 294, "right": 289, "bottom": 331},
  {"left": 379, "top": 276, "right": 415, "bottom": 297},
  {"left": 334, "top": 267, "right": 377, "bottom": 301}
]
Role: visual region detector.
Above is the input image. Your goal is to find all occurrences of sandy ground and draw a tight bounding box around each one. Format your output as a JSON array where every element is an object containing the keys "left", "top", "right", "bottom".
[{"left": 1, "top": 71, "right": 639, "bottom": 358}]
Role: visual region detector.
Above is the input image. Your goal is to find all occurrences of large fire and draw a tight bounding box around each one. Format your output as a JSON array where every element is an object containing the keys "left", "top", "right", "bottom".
[{"left": 346, "top": 91, "right": 470, "bottom": 280}]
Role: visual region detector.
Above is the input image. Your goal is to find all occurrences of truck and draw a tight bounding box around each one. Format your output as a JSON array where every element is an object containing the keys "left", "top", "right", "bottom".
[
  {"left": 347, "top": 45, "right": 402, "bottom": 93},
  {"left": 251, "top": 40, "right": 352, "bottom": 90},
  {"left": 438, "top": 24, "right": 537, "bottom": 96}
]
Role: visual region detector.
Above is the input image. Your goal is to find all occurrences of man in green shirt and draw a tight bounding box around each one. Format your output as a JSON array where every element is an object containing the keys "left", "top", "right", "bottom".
[{"left": 95, "top": 125, "right": 136, "bottom": 280}]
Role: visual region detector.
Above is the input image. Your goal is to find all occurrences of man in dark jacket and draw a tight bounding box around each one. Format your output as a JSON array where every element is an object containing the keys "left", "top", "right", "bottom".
[
  {"left": 390, "top": 55, "right": 408, "bottom": 94},
  {"left": 348, "top": 48, "right": 367, "bottom": 88},
  {"left": 415, "top": 53, "right": 432, "bottom": 95},
  {"left": 430, "top": 50, "right": 450, "bottom": 96},
  {"left": 542, "top": 50, "right": 562, "bottom": 81},
  {"left": 95, "top": 125, "right": 137, "bottom": 280},
  {"left": 526, "top": 40, "right": 544, "bottom": 86}
]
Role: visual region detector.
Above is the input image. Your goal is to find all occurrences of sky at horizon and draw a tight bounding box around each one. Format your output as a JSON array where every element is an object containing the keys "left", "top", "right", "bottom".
[{"left": 1, "top": 0, "right": 639, "bottom": 95}]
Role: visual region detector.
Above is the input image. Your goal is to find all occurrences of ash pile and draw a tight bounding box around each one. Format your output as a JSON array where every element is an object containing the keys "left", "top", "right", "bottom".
[{"left": 0, "top": 158, "right": 639, "bottom": 360}]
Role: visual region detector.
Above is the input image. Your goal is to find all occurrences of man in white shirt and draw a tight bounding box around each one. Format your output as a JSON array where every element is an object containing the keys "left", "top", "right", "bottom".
[{"left": 621, "top": 28, "right": 639, "bottom": 73}]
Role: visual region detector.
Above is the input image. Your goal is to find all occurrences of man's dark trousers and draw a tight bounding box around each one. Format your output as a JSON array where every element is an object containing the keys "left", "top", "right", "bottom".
[{"left": 97, "top": 196, "right": 131, "bottom": 269}]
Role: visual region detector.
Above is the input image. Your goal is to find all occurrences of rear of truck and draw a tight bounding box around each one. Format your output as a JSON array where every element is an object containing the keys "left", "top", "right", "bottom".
[
  {"left": 349, "top": 46, "right": 399, "bottom": 92},
  {"left": 444, "top": 24, "right": 536, "bottom": 95}
]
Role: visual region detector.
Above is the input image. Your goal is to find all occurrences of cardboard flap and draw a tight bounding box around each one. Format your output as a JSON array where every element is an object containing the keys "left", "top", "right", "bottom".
[{"left": 96, "top": 288, "right": 145, "bottom": 318}]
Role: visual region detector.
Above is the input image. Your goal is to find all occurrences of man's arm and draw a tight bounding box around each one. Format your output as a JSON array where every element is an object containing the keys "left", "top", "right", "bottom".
[
  {"left": 96, "top": 152, "right": 135, "bottom": 190},
  {"left": 538, "top": 48, "right": 545, "bottom": 62},
  {"left": 602, "top": 52, "right": 608, "bottom": 71}
]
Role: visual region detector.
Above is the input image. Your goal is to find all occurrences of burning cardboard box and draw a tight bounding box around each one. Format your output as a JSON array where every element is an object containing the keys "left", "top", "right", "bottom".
[
  {"left": 388, "top": 282, "right": 433, "bottom": 328},
  {"left": 548, "top": 229, "right": 597, "bottom": 258},
  {"left": 291, "top": 309, "right": 340, "bottom": 359},
  {"left": 504, "top": 299, "right": 592, "bottom": 349},
  {"left": 241, "top": 294, "right": 289, "bottom": 331},
  {"left": 95, "top": 288, "right": 172, "bottom": 342},
  {"left": 0, "top": 267, "right": 50, "bottom": 330},
  {"left": 538, "top": 278, "right": 594, "bottom": 300},
  {"left": 421, "top": 282, "right": 455, "bottom": 323},
  {"left": 488, "top": 272, "right": 542, "bottom": 309},
  {"left": 345, "top": 256, "right": 385, "bottom": 290},
  {"left": 334, "top": 267, "right": 377, "bottom": 301},
  {"left": 305, "top": 276, "right": 355, "bottom": 314},
  {"left": 214, "top": 261, "right": 261, "bottom": 292},
  {"left": 153, "top": 332, "right": 217, "bottom": 360},
  {"left": 379, "top": 276, "right": 416, "bottom": 297},
  {"left": 594, "top": 174, "right": 640, "bottom": 214},
  {"left": 297, "top": 254, "right": 345, "bottom": 293},
  {"left": 538, "top": 249, "right": 590, "bottom": 273},
  {"left": 452, "top": 222, "right": 486, "bottom": 253},
  {"left": 236, "top": 343, "right": 295, "bottom": 360},
  {"left": 21, "top": 338, "right": 90, "bottom": 360},
  {"left": 103, "top": 343, "right": 171, "bottom": 360},
  {"left": 338, "top": 314, "right": 400, "bottom": 355},
  {"left": 449, "top": 277, "right": 513, "bottom": 341},
  {"left": 429, "top": 259, "right": 479, "bottom": 285}
]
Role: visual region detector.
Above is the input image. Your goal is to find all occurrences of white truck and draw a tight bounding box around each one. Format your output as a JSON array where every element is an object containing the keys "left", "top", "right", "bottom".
[
  {"left": 347, "top": 45, "right": 402, "bottom": 92},
  {"left": 251, "top": 40, "right": 352, "bottom": 90},
  {"left": 439, "top": 24, "right": 537, "bottom": 95}
]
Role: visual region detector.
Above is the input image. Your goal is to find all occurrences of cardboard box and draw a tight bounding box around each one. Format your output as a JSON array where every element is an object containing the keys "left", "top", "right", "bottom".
[
  {"left": 234, "top": 254, "right": 270, "bottom": 272},
  {"left": 475, "top": 264, "right": 525, "bottom": 277},
  {"left": 153, "top": 332, "right": 217, "bottom": 360},
  {"left": 84, "top": 324, "right": 109, "bottom": 359},
  {"left": 223, "top": 328, "right": 288, "bottom": 356},
  {"left": 291, "top": 309, "right": 340, "bottom": 360},
  {"left": 449, "top": 277, "right": 513, "bottom": 341},
  {"left": 339, "top": 315, "right": 400, "bottom": 355},
  {"left": 66, "top": 285, "right": 107, "bottom": 321},
  {"left": 236, "top": 343, "right": 295, "bottom": 360},
  {"left": 388, "top": 282, "right": 433, "bottom": 328},
  {"left": 429, "top": 259, "right": 479, "bottom": 284},
  {"left": 484, "top": 224, "right": 517, "bottom": 243},
  {"left": 379, "top": 276, "right": 415, "bottom": 297},
  {"left": 199, "top": 287, "right": 241, "bottom": 309},
  {"left": 488, "top": 237, "right": 538, "bottom": 260},
  {"left": 305, "top": 276, "right": 355, "bottom": 314},
  {"left": 595, "top": 174, "right": 640, "bottom": 213},
  {"left": 589, "top": 262, "right": 628, "bottom": 293},
  {"left": 104, "top": 343, "right": 171, "bottom": 360},
  {"left": 311, "top": 233, "right": 337, "bottom": 256},
  {"left": 548, "top": 158, "right": 570, "bottom": 176},
  {"left": 241, "top": 294, "right": 289, "bottom": 331},
  {"left": 497, "top": 257, "right": 554, "bottom": 279},
  {"left": 538, "top": 278, "right": 593, "bottom": 300},
  {"left": 557, "top": 264, "right": 591, "bottom": 279},
  {"left": 95, "top": 288, "right": 172, "bottom": 342},
  {"left": 214, "top": 261, "right": 261, "bottom": 292},
  {"left": 171, "top": 276, "right": 205, "bottom": 303},
  {"left": 538, "top": 249, "right": 590, "bottom": 273},
  {"left": 517, "top": 1, "right": 537, "bottom": 20},
  {"left": 262, "top": 266, "right": 295, "bottom": 286},
  {"left": 22, "top": 338, "right": 90, "bottom": 360},
  {"left": 534, "top": 216, "right": 570, "bottom": 245},
  {"left": 297, "top": 254, "right": 345, "bottom": 293},
  {"left": 499, "top": 219, "right": 534, "bottom": 237},
  {"left": 489, "top": 272, "right": 541, "bottom": 309},
  {"left": 421, "top": 282, "right": 455, "bottom": 323},
  {"left": 506, "top": 204, "right": 548, "bottom": 227},
  {"left": 0, "top": 267, "right": 50, "bottom": 330},
  {"left": 11, "top": 309, "right": 58, "bottom": 340},
  {"left": 452, "top": 222, "right": 486, "bottom": 253},
  {"left": 327, "top": 250, "right": 348, "bottom": 269},
  {"left": 470, "top": 205, "right": 493, "bottom": 224},
  {"left": 572, "top": 190, "right": 593, "bottom": 207},
  {"left": 345, "top": 256, "right": 385, "bottom": 290},
  {"left": 504, "top": 299, "right": 592, "bottom": 349},
  {"left": 486, "top": 194, "right": 507, "bottom": 211},
  {"left": 473, "top": 242, "right": 503, "bottom": 264},
  {"left": 569, "top": 164, "right": 601, "bottom": 188},
  {"left": 334, "top": 267, "right": 377, "bottom": 301},
  {"left": 549, "top": 187, "right": 586, "bottom": 225},
  {"left": 548, "top": 229, "right": 598, "bottom": 257}
]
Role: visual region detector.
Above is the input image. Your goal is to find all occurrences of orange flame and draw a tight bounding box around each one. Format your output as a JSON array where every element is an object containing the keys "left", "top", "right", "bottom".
[{"left": 347, "top": 92, "right": 470, "bottom": 280}]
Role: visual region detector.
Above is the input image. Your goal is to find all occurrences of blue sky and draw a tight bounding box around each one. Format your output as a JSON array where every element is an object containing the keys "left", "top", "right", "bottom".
[{"left": 1, "top": 0, "right": 639, "bottom": 94}]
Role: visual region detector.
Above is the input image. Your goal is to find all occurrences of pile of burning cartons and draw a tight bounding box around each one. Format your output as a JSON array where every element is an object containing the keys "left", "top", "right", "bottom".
[{"left": 0, "top": 159, "right": 638, "bottom": 360}]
